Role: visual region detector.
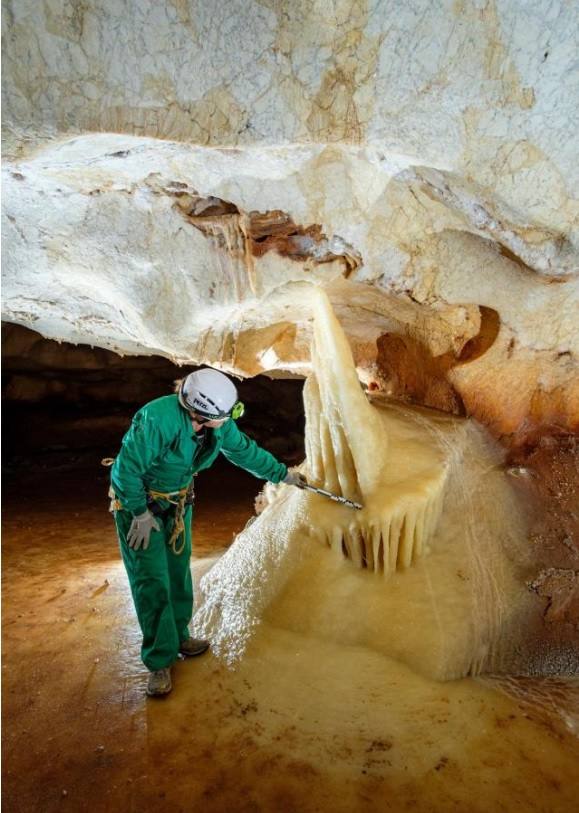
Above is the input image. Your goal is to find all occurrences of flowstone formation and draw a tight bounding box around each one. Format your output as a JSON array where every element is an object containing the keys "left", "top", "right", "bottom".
[
  {"left": 2, "top": 0, "right": 577, "bottom": 674},
  {"left": 194, "top": 287, "right": 532, "bottom": 681},
  {"left": 305, "top": 288, "right": 447, "bottom": 575}
]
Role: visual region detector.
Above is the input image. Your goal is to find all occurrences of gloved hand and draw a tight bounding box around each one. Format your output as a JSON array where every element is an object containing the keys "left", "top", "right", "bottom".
[
  {"left": 283, "top": 470, "right": 308, "bottom": 489},
  {"left": 127, "top": 510, "right": 160, "bottom": 551}
]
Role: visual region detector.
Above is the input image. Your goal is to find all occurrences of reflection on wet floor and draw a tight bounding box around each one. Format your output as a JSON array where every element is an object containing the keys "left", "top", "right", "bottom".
[{"left": 3, "top": 458, "right": 579, "bottom": 812}]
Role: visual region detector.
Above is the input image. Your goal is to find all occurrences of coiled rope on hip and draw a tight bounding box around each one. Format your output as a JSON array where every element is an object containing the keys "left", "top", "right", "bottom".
[{"left": 148, "top": 488, "right": 189, "bottom": 555}]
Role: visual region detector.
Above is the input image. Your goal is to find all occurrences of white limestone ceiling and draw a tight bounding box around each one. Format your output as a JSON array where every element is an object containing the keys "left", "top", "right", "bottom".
[
  {"left": 1, "top": 1, "right": 578, "bottom": 441},
  {"left": 3, "top": 1, "right": 578, "bottom": 237}
]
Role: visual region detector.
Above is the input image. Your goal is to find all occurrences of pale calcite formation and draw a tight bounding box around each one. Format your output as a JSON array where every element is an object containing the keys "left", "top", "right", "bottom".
[
  {"left": 2, "top": 132, "right": 577, "bottom": 443},
  {"left": 1, "top": 137, "right": 358, "bottom": 368},
  {"left": 192, "top": 277, "right": 529, "bottom": 680},
  {"left": 195, "top": 392, "right": 530, "bottom": 680},
  {"left": 3, "top": 1, "right": 579, "bottom": 243},
  {"left": 305, "top": 288, "right": 448, "bottom": 574}
]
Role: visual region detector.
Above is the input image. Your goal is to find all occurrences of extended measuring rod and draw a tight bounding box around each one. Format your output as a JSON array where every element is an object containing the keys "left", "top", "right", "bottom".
[{"left": 301, "top": 483, "right": 363, "bottom": 510}]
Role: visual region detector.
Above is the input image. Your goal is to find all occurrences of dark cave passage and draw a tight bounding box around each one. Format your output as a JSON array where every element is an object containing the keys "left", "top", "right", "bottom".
[{"left": 2, "top": 322, "right": 306, "bottom": 474}]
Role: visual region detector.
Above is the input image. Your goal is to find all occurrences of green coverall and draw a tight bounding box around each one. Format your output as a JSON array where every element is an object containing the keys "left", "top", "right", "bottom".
[{"left": 111, "top": 394, "right": 287, "bottom": 671}]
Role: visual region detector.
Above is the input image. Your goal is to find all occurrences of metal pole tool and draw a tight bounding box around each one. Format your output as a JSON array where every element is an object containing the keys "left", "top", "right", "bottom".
[{"left": 301, "top": 483, "right": 363, "bottom": 510}]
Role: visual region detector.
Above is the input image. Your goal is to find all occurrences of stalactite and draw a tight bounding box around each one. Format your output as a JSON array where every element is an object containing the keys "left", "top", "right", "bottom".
[{"left": 304, "top": 287, "right": 449, "bottom": 575}]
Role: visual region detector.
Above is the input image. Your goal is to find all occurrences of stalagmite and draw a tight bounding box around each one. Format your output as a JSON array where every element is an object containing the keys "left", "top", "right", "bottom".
[
  {"left": 193, "top": 286, "right": 533, "bottom": 681},
  {"left": 303, "top": 287, "right": 449, "bottom": 575}
]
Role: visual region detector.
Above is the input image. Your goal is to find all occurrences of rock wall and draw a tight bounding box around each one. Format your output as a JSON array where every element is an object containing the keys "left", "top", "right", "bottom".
[
  {"left": 2, "top": 135, "right": 577, "bottom": 448},
  {"left": 2, "top": 1, "right": 578, "bottom": 448},
  {"left": 3, "top": 0, "right": 578, "bottom": 240}
]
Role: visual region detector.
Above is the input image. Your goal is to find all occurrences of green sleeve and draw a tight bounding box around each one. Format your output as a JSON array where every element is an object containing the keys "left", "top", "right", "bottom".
[
  {"left": 111, "top": 410, "right": 171, "bottom": 515},
  {"left": 220, "top": 420, "right": 288, "bottom": 483}
]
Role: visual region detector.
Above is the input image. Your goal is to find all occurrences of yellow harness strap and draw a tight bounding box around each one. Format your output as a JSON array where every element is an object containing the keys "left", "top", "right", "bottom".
[
  {"left": 107, "top": 486, "right": 123, "bottom": 513},
  {"left": 102, "top": 459, "right": 124, "bottom": 512},
  {"left": 105, "top": 456, "right": 190, "bottom": 555},
  {"left": 147, "top": 488, "right": 189, "bottom": 556}
]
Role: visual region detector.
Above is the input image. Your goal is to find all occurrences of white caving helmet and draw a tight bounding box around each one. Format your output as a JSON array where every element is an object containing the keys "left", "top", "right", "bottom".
[{"left": 179, "top": 368, "right": 239, "bottom": 419}]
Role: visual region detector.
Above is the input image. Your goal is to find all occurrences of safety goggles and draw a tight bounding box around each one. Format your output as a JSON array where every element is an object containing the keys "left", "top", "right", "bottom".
[{"left": 190, "top": 401, "right": 245, "bottom": 423}]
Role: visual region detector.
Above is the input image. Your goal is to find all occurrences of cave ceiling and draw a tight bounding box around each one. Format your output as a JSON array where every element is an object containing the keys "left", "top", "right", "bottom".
[{"left": 1, "top": 0, "right": 578, "bottom": 447}]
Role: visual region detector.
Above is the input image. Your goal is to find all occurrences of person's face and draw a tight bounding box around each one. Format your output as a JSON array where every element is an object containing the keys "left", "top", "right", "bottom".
[{"left": 190, "top": 413, "right": 229, "bottom": 431}]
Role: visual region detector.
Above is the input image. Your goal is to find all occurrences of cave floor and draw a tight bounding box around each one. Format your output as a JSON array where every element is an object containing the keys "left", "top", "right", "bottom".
[{"left": 3, "top": 458, "right": 579, "bottom": 813}]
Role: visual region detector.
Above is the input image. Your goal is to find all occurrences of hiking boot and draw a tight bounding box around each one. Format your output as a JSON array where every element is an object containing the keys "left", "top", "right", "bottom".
[
  {"left": 179, "top": 637, "right": 210, "bottom": 657},
  {"left": 146, "top": 667, "right": 172, "bottom": 697}
]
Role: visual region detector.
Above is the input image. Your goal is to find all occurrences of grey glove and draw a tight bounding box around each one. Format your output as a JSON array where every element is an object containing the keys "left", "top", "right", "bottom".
[
  {"left": 283, "top": 470, "right": 308, "bottom": 489},
  {"left": 127, "top": 509, "right": 160, "bottom": 551}
]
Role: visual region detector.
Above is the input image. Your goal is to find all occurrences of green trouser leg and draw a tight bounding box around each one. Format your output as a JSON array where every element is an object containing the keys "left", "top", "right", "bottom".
[{"left": 114, "top": 506, "right": 193, "bottom": 672}]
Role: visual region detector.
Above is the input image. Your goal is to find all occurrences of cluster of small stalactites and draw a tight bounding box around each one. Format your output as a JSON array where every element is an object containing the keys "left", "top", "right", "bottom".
[
  {"left": 308, "top": 483, "right": 445, "bottom": 576},
  {"left": 303, "top": 364, "right": 448, "bottom": 575},
  {"left": 303, "top": 287, "right": 448, "bottom": 575}
]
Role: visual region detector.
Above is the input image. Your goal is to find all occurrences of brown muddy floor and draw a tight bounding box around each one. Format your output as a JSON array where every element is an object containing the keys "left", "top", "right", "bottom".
[
  {"left": 3, "top": 457, "right": 579, "bottom": 813},
  {"left": 2, "top": 457, "right": 257, "bottom": 811}
]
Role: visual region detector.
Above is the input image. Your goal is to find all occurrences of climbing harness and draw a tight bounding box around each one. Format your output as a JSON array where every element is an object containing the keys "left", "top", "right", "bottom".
[
  {"left": 102, "top": 459, "right": 123, "bottom": 513},
  {"left": 147, "top": 487, "right": 189, "bottom": 556},
  {"left": 107, "top": 486, "right": 123, "bottom": 513},
  {"left": 102, "top": 457, "right": 190, "bottom": 555}
]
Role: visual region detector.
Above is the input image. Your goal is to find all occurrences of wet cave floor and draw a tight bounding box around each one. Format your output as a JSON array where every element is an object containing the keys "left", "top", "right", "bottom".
[{"left": 3, "top": 456, "right": 579, "bottom": 813}]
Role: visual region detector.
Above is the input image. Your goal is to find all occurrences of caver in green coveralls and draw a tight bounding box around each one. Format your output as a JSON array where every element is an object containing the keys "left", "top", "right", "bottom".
[{"left": 111, "top": 394, "right": 287, "bottom": 671}]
